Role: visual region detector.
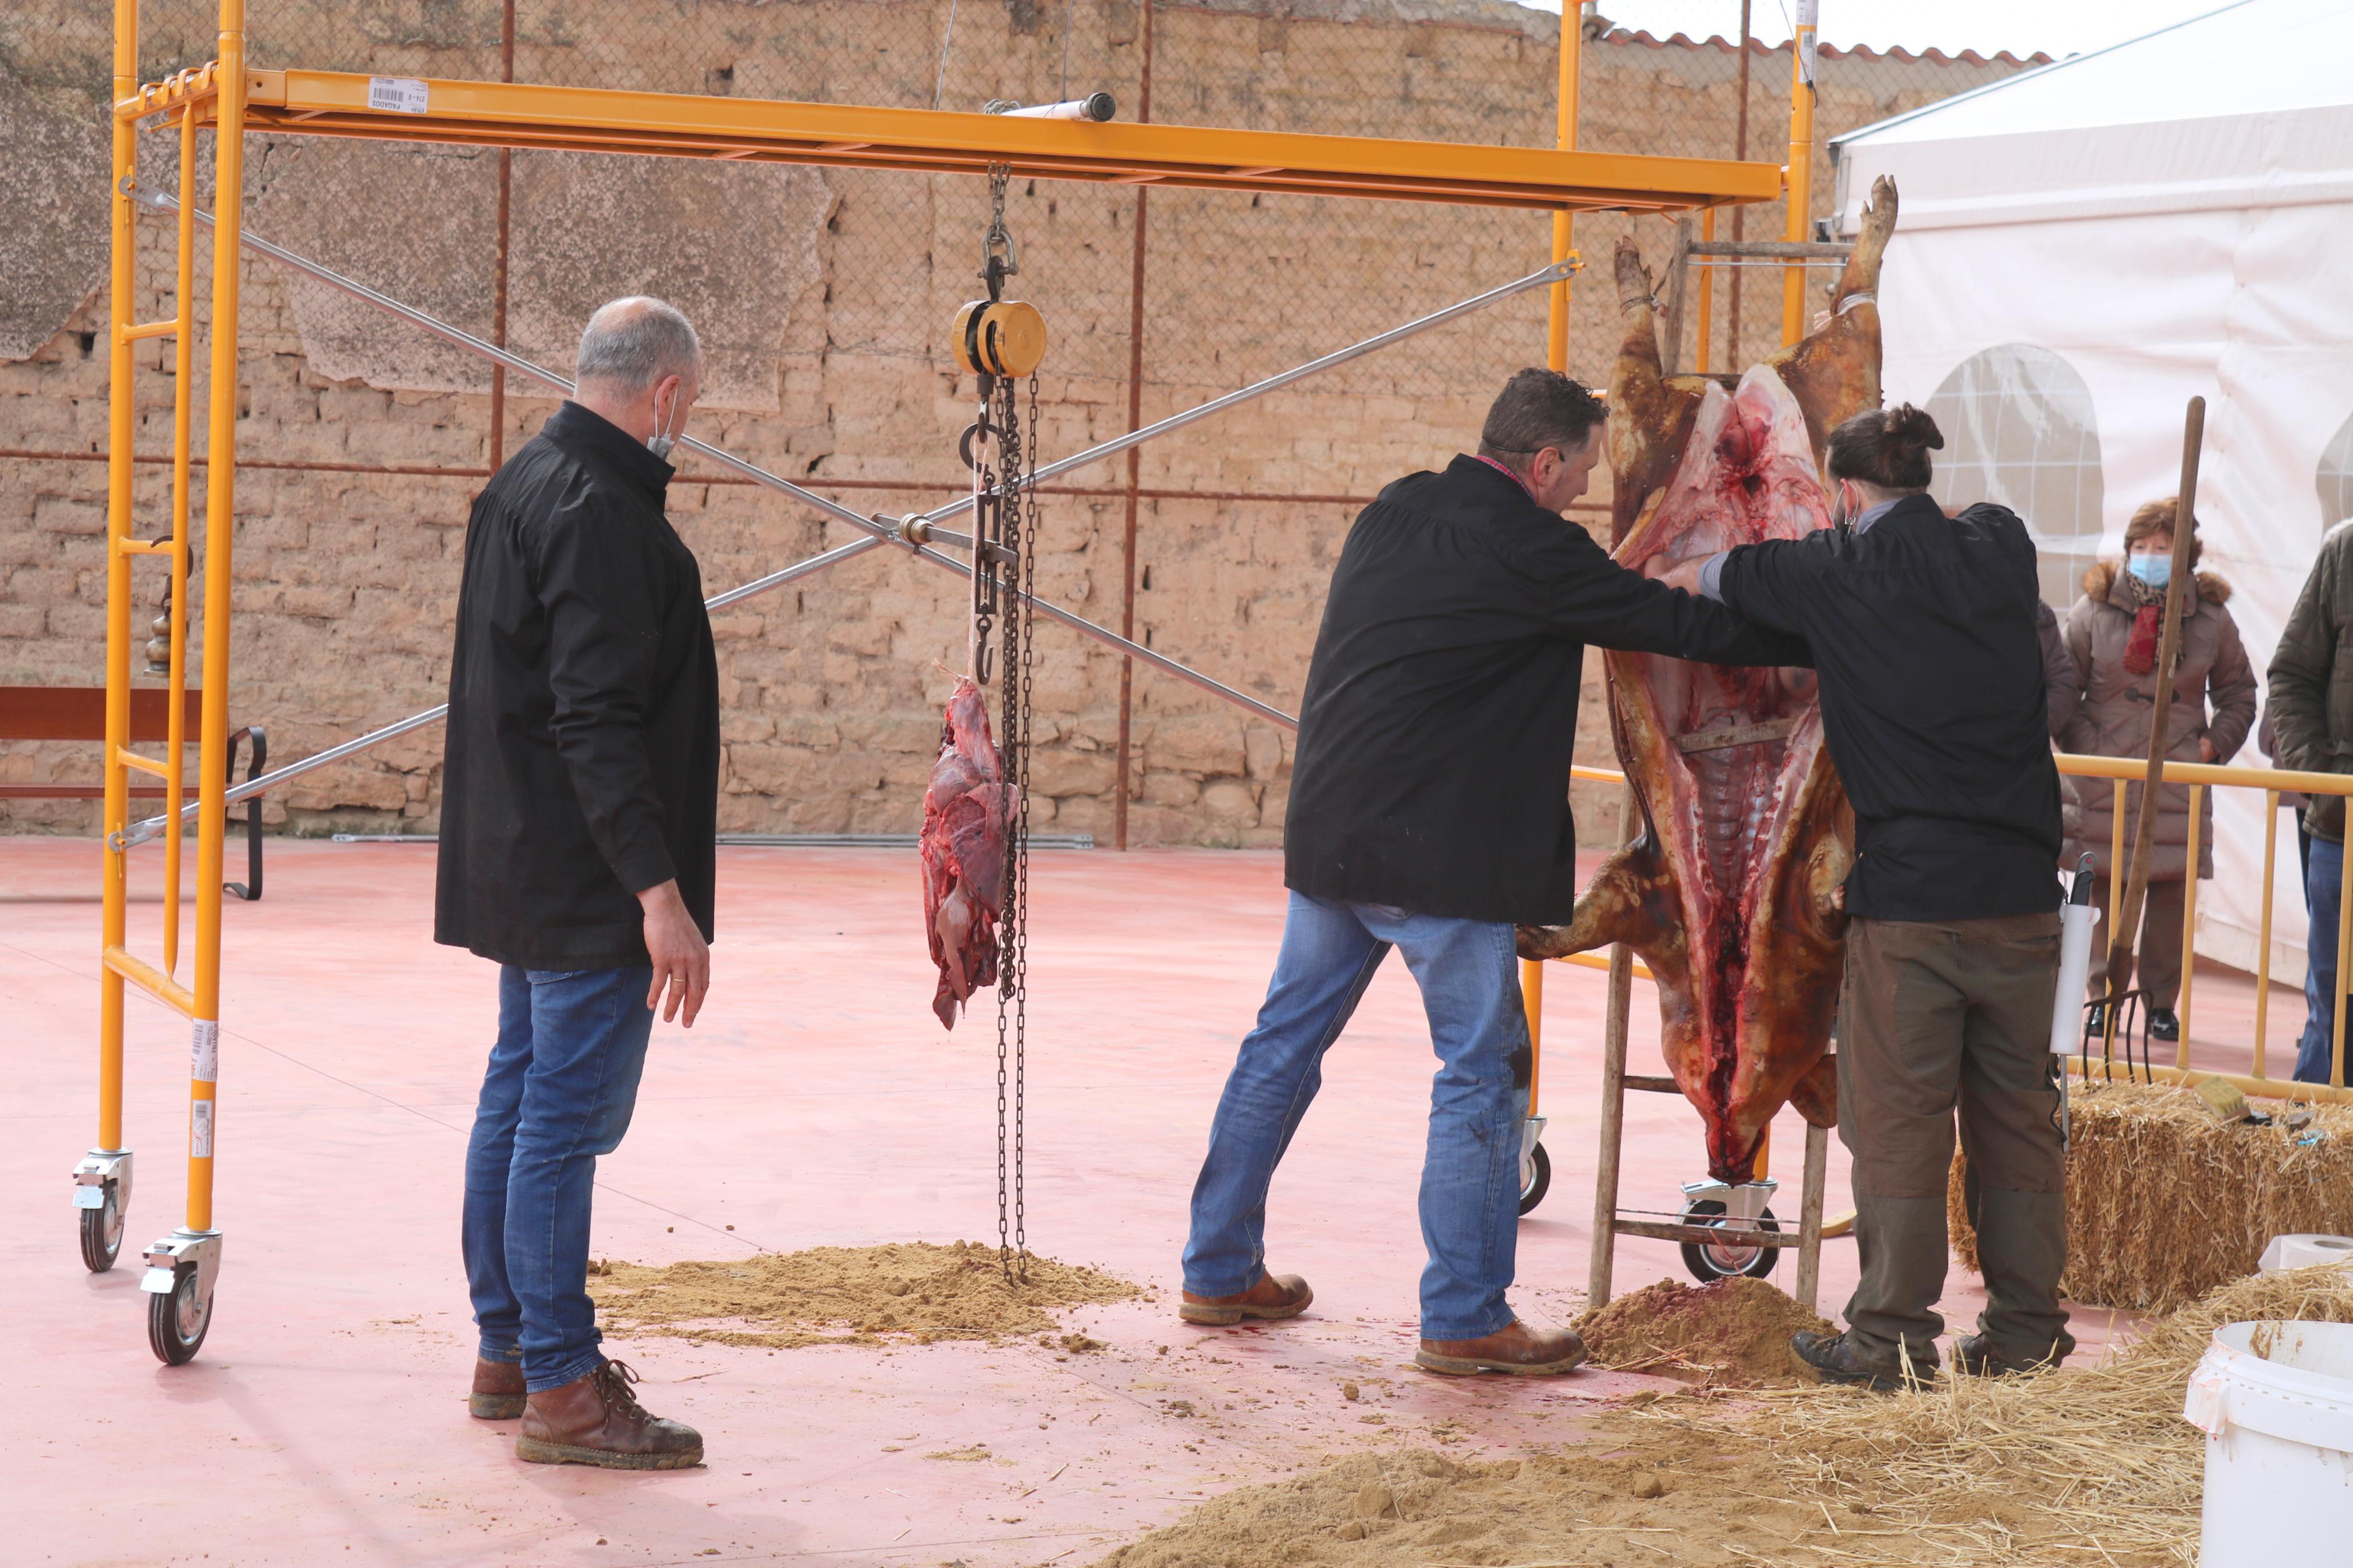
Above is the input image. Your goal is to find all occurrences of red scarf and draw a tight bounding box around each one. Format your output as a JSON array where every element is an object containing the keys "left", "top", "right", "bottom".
[{"left": 2123, "top": 605, "right": 2162, "bottom": 675}]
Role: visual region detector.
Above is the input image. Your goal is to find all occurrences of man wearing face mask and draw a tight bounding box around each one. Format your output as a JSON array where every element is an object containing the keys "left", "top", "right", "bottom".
[
  {"left": 437, "top": 297, "right": 719, "bottom": 1469},
  {"left": 1665, "top": 406, "right": 2068, "bottom": 1389}
]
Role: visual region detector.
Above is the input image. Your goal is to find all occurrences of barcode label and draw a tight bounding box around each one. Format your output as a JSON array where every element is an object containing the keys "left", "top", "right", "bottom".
[
  {"left": 1796, "top": 0, "right": 1819, "bottom": 87},
  {"left": 192, "top": 1019, "right": 218, "bottom": 1084},
  {"left": 368, "top": 77, "right": 430, "bottom": 115},
  {"left": 191, "top": 1100, "right": 214, "bottom": 1159}
]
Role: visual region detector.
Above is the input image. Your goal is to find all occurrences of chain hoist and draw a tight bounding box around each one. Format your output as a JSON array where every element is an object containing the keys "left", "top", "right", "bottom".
[{"left": 952, "top": 166, "right": 1045, "bottom": 1281}]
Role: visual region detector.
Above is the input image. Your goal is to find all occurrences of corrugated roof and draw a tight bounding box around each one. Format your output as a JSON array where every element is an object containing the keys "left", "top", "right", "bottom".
[{"left": 1596, "top": 24, "right": 2053, "bottom": 69}]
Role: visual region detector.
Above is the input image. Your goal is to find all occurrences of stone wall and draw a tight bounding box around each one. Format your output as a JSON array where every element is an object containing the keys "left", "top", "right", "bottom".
[{"left": 0, "top": 2, "right": 2035, "bottom": 844}]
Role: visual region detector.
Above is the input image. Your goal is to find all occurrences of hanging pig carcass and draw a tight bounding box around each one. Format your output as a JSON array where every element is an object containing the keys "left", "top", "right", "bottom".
[
  {"left": 1519, "top": 177, "right": 1901, "bottom": 1184},
  {"left": 921, "top": 677, "right": 1016, "bottom": 1029}
]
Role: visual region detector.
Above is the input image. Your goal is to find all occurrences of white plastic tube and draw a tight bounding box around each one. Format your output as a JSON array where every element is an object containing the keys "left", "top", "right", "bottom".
[{"left": 2052, "top": 900, "right": 2102, "bottom": 1055}]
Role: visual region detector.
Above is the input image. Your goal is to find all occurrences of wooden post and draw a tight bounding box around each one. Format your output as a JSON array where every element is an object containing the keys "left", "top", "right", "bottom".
[
  {"left": 2100, "top": 398, "right": 2206, "bottom": 1046},
  {"left": 1794, "top": 1118, "right": 1829, "bottom": 1313}
]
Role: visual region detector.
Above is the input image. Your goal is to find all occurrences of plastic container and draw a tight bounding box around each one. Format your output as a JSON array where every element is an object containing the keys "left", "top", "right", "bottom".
[
  {"left": 2258, "top": 1233, "right": 2353, "bottom": 1274},
  {"left": 2184, "top": 1320, "right": 2353, "bottom": 1565}
]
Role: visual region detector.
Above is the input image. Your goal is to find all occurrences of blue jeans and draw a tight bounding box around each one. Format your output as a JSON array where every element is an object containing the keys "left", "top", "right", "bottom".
[
  {"left": 2299, "top": 837, "right": 2345, "bottom": 1085},
  {"left": 463, "top": 964, "right": 655, "bottom": 1391},
  {"left": 1183, "top": 891, "right": 1530, "bottom": 1341}
]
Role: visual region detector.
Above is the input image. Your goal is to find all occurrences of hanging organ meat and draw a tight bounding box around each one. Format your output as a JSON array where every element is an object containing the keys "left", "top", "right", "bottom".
[
  {"left": 1520, "top": 177, "right": 1901, "bottom": 1183},
  {"left": 922, "top": 677, "right": 1016, "bottom": 1029}
]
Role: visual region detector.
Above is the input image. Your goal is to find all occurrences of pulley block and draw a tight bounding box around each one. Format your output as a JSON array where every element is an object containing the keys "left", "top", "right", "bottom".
[{"left": 953, "top": 298, "right": 1048, "bottom": 379}]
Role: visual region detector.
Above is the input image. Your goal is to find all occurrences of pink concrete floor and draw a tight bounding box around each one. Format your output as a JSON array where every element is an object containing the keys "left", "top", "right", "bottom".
[{"left": 0, "top": 837, "right": 2263, "bottom": 1566}]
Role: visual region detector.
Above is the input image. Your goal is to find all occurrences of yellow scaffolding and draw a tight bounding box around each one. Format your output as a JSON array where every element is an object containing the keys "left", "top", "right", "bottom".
[{"left": 93, "top": 1, "right": 1790, "bottom": 1364}]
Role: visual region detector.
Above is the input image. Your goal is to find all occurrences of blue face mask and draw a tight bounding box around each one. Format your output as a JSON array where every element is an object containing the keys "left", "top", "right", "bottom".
[{"left": 2127, "top": 554, "right": 2172, "bottom": 589}]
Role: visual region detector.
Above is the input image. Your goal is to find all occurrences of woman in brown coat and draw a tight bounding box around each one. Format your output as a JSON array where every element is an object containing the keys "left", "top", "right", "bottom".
[{"left": 2060, "top": 498, "right": 2258, "bottom": 1040}]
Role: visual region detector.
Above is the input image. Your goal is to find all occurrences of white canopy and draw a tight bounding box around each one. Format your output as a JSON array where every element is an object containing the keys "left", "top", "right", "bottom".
[{"left": 1833, "top": 0, "right": 2353, "bottom": 985}]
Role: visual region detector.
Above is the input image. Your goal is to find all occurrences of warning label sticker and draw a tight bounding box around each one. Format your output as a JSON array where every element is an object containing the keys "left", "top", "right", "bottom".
[
  {"left": 367, "top": 77, "right": 430, "bottom": 115},
  {"left": 192, "top": 1019, "right": 218, "bottom": 1084},
  {"left": 191, "top": 1100, "right": 214, "bottom": 1160}
]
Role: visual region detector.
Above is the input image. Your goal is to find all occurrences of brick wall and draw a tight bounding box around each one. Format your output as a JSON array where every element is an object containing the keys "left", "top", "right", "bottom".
[{"left": 0, "top": 2, "right": 2035, "bottom": 844}]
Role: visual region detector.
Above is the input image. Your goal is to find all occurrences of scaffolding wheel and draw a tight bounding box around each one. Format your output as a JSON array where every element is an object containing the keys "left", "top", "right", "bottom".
[
  {"left": 147, "top": 1263, "right": 214, "bottom": 1366},
  {"left": 79, "top": 1191, "right": 126, "bottom": 1274},
  {"left": 1517, "top": 1141, "right": 1552, "bottom": 1216},
  {"left": 1678, "top": 1199, "right": 1780, "bottom": 1282}
]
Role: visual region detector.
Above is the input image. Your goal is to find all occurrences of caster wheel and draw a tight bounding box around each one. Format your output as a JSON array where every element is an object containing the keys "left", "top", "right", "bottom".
[
  {"left": 148, "top": 1263, "right": 214, "bottom": 1366},
  {"left": 1518, "top": 1140, "right": 1552, "bottom": 1217},
  {"left": 79, "top": 1190, "right": 125, "bottom": 1274},
  {"left": 1678, "top": 1199, "right": 1780, "bottom": 1282}
]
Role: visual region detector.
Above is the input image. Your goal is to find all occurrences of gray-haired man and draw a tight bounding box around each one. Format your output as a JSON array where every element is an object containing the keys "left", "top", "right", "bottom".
[{"left": 439, "top": 297, "right": 718, "bottom": 1469}]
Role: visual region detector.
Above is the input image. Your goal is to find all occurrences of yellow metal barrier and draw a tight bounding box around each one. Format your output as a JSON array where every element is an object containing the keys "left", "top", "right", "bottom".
[{"left": 1545, "top": 749, "right": 2353, "bottom": 1098}]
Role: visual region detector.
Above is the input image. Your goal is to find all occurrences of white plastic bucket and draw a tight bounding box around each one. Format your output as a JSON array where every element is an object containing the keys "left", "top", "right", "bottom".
[{"left": 2185, "top": 1320, "right": 2353, "bottom": 1566}]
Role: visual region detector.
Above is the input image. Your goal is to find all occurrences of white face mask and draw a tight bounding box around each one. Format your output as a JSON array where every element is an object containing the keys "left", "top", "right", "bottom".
[{"left": 645, "top": 382, "right": 686, "bottom": 461}]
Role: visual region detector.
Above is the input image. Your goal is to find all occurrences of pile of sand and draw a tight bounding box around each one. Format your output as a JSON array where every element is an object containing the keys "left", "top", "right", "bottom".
[
  {"left": 1099, "top": 1265, "right": 2353, "bottom": 1567},
  {"left": 1575, "top": 1277, "right": 1833, "bottom": 1386},
  {"left": 1951, "top": 1078, "right": 2353, "bottom": 1310},
  {"left": 591, "top": 1240, "right": 1141, "bottom": 1349}
]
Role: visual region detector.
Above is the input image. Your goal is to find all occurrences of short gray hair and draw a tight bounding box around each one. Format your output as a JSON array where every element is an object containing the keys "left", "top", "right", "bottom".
[
  {"left": 1478, "top": 368, "right": 1606, "bottom": 460},
  {"left": 576, "top": 297, "right": 701, "bottom": 395}
]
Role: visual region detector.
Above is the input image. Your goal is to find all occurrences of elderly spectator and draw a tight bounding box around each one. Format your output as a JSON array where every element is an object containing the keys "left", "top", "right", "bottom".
[
  {"left": 438, "top": 297, "right": 718, "bottom": 1469},
  {"left": 2270, "top": 520, "right": 2353, "bottom": 1085},
  {"left": 2059, "top": 499, "right": 2256, "bottom": 1044}
]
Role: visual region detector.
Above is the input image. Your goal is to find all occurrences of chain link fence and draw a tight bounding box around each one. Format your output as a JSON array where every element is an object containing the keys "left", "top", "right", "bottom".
[{"left": 1, "top": 1, "right": 2041, "bottom": 844}]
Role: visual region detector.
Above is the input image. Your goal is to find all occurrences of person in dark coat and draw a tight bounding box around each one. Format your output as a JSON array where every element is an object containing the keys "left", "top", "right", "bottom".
[
  {"left": 2056, "top": 500, "right": 2257, "bottom": 1042},
  {"left": 438, "top": 297, "right": 718, "bottom": 1470},
  {"left": 2268, "top": 520, "right": 2353, "bottom": 1085},
  {"left": 1669, "top": 406, "right": 2069, "bottom": 1389},
  {"left": 1180, "top": 369, "right": 1810, "bottom": 1377}
]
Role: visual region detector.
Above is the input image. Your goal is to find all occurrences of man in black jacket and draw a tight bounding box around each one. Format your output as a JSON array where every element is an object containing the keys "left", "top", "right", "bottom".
[
  {"left": 439, "top": 297, "right": 718, "bottom": 1469},
  {"left": 1669, "top": 404, "right": 2069, "bottom": 1388},
  {"left": 1179, "top": 369, "right": 1810, "bottom": 1375}
]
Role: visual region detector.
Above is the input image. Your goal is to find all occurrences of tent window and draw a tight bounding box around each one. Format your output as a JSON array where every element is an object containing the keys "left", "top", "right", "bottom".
[
  {"left": 2317, "top": 410, "right": 2353, "bottom": 529},
  {"left": 1923, "top": 344, "right": 2104, "bottom": 607}
]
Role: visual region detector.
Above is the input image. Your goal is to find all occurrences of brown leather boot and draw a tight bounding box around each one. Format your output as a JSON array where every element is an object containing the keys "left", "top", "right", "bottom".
[
  {"left": 515, "top": 1360, "right": 704, "bottom": 1470},
  {"left": 1416, "top": 1319, "right": 1586, "bottom": 1376},
  {"left": 1179, "top": 1271, "right": 1314, "bottom": 1326},
  {"left": 470, "top": 1357, "right": 526, "bottom": 1420}
]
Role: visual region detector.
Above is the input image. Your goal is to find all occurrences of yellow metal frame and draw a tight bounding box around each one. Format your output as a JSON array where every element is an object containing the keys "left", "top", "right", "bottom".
[
  {"left": 101, "top": 2, "right": 1792, "bottom": 1332},
  {"left": 120, "top": 66, "right": 1783, "bottom": 216}
]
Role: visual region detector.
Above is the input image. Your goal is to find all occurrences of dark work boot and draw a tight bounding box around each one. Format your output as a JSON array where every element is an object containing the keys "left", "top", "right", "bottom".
[
  {"left": 470, "top": 1357, "right": 526, "bottom": 1420},
  {"left": 1792, "top": 1329, "right": 1926, "bottom": 1392},
  {"left": 2148, "top": 1008, "right": 2180, "bottom": 1043},
  {"left": 516, "top": 1360, "right": 704, "bottom": 1470},
  {"left": 1951, "top": 1332, "right": 2065, "bottom": 1378}
]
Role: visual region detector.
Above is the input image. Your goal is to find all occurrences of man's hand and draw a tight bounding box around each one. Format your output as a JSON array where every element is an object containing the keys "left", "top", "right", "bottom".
[
  {"left": 2199, "top": 737, "right": 2219, "bottom": 763},
  {"left": 637, "top": 879, "right": 709, "bottom": 1027},
  {"left": 1658, "top": 555, "right": 1709, "bottom": 595}
]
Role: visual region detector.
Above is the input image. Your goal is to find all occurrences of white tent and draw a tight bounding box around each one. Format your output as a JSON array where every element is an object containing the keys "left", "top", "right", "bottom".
[{"left": 1832, "top": 0, "right": 2353, "bottom": 985}]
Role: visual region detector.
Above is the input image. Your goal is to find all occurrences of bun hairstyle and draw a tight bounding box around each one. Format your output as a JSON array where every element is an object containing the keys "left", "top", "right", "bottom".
[
  {"left": 2124, "top": 496, "right": 2201, "bottom": 569},
  {"left": 1825, "top": 403, "right": 1943, "bottom": 490}
]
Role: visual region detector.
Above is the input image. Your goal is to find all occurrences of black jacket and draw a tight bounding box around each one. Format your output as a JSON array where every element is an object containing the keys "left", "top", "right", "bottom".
[
  {"left": 1719, "top": 494, "right": 2060, "bottom": 922},
  {"left": 435, "top": 401, "right": 721, "bottom": 969},
  {"left": 1283, "top": 455, "right": 1811, "bottom": 924}
]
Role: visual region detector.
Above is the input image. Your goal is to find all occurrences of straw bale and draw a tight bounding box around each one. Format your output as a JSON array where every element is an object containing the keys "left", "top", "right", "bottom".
[
  {"left": 1095, "top": 1265, "right": 2353, "bottom": 1568},
  {"left": 1949, "top": 1079, "right": 2353, "bottom": 1311}
]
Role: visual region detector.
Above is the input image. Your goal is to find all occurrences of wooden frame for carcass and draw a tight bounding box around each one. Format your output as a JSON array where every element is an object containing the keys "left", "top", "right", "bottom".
[{"left": 87, "top": 0, "right": 1790, "bottom": 1364}]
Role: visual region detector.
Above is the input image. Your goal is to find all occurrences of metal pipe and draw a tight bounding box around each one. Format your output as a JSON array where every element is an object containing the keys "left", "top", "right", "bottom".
[
  {"left": 2178, "top": 783, "right": 2202, "bottom": 1066},
  {"left": 1728, "top": 0, "right": 1752, "bottom": 367},
  {"left": 2256, "top": 788, "right": 2279, "bottom": 1078},
  {"left": 100, "top": 0, "right": 139, "bottom": 1157},
  {"left": 163, "top": 102, "right": 198, "bottom": 979},
  {"left": 1781, "top": 0, "right": 1818, "bottom": 346},
  {"left": 913, "top": 258, "right": 1578, "bottom": 528},
  {"left": 997, "top": 93, "right": 1115, "bottom": 121},
  {"left": 1546, "top": 0, "right": 1582, "bottom": 369}
]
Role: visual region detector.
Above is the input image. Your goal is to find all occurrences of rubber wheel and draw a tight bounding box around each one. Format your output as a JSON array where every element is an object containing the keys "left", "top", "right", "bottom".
[
  {"left": 79, "top": 1190, "right": 124, "bottom": 1274},
  {"left": 148, "top": 1262, "right": 212, "bottom": 1366},
  {"left": 1678, "top": 1199, "right": 1780, "bottom": 1282},
  {"left": 1517, "top": 1141, "right": 1553, "bottom": 1217}
]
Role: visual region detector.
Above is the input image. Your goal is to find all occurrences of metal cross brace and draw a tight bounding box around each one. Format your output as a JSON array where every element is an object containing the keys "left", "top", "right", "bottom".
[{"left": 116, "top": 181, "right": 1571, "bottom": 846}]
